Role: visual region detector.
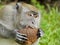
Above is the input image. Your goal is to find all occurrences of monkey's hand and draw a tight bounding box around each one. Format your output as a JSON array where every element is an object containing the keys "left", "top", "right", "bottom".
[
  {"left": 37, "top": 29, "right": 44, "bottom": 38},
  {"left": 13, "top": 29, "right": 27, "bottom": 44}
]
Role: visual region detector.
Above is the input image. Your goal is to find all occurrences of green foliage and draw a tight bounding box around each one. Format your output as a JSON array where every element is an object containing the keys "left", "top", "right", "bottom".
[
  {"left": 40, "top": 8, "right": 60, "bottom": 45},
  {"left": 0, "top": 4, "right": 4, "bottom": 9},
  {"left": 31, "top": 0, "right": 60, "bottom": 45}
]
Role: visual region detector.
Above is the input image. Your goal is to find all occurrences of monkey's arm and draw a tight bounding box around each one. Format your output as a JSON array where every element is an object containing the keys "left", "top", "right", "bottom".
[
  {"left": 0, "top": 24, "right": 27, "bottom": 43},
  {"left": 0, "top": 5, "right": 27, "bottom": 43}
]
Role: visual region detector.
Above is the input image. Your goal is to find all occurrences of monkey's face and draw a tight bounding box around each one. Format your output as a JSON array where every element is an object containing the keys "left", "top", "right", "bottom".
[
  {"left": 22, "top": 11, "right": 39, "bottom": 28},
  {"left": 19, "top": 4, "right": 40, "bottom": 28}
]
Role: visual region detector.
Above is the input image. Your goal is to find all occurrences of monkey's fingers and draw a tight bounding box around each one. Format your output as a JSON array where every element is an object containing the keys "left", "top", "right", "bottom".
[
  {"left": 15, "top": 37, "right": 25, "bottom": 44},
  {"left": 16, "top": 32, "right": 28, "bottom": 42},
  {"left": 16, "top": 31, "right": 27, "bottom": 37},
  {"left": 16, "top": 34, "right": 28, "bottom": 40},
  {"left": 15, "top": 34, "right": 27, "bottom": 44},
  {"left": 39, "top": 29, "right": 44, "bottom": 37},
  {"left": 37, "top": 29, "right": 44, "bottom": 38}
]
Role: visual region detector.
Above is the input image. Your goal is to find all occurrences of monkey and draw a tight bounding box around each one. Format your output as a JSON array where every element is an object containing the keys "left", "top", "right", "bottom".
[
  {"left": 0, "top": 1, "right": 28, "bottom": 45},
  {"left": 0, "top": 2, "right": 44, "bottom": 45},
  {"left": 15, "top": 2, "right": 44, "bottom": 45},
  {"left": 16, "top": 2, "right": 41, "bottom": 29}
]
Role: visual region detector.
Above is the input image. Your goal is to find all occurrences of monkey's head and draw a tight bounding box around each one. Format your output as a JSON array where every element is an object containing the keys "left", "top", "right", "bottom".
[{"left": 17, "top": 2, "right": 41, "bottom": 28}]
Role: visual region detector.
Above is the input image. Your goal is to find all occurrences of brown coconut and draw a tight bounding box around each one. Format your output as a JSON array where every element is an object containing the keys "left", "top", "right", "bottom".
[{"left": 18, "top": 26, "right": 38, "bottom": 45}]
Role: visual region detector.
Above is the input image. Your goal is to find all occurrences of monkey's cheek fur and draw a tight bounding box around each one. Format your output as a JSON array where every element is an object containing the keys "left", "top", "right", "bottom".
[{"left": 17, "top": 26, "right": 39, "bottom": 45}]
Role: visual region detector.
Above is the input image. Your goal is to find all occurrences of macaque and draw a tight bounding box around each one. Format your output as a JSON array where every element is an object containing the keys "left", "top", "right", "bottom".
[
  {"left": 16, "top": 2, "right": 44, "bottom": 45},
  {"left": 16, "top": 2, "right": 41, "bottom": 29},
  {"left": 0, "top": 1, "right": 27, "bottom": 45},
  {"left": 0, "top": 1, "right": 44, "bottom": 45}
]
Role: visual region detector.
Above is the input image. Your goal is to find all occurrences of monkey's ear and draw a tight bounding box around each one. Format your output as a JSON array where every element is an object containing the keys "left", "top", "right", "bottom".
[
  {"left": 16, "top": 3, "right": 19, "bottom": 10},
  {"left": 16, "top": 3, "right": 22, "bottom": 12}
]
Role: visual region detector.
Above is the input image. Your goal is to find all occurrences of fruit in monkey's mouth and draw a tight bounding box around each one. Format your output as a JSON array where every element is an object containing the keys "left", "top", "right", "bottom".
[{"left": 18, "top": 26, "right": 38, "bottom": 45}]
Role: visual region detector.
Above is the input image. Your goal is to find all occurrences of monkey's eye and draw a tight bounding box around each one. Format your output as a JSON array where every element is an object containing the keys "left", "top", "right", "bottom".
[
  {"left": 28, "top": 14, "right": 32, "bottom": 16},
  {"left": 34, "top": 15, "right": 38, "bottom": 18}
]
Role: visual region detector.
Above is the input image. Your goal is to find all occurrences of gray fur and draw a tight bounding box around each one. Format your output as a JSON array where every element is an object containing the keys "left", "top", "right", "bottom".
[{"left": 0, "top": 2, "right": 43, "bottom": 45}]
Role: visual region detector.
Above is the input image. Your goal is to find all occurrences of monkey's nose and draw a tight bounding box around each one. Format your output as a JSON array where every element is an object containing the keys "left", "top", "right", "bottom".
[{"left": 32, "top": 22, "right": 34, "bottom": 24}]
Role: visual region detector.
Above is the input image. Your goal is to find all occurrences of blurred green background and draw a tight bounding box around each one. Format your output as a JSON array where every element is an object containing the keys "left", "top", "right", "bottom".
[
  {"left": 0, "top": 0, "right": 60, "bottom": 45},
  {"left": 31, "top": 0, "right": 60, "bottom": 45}
]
